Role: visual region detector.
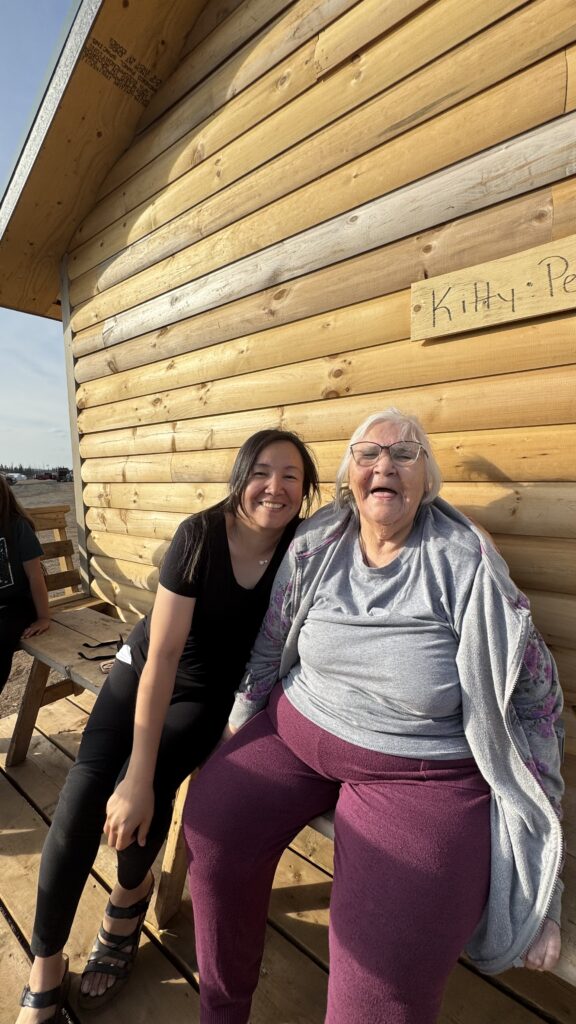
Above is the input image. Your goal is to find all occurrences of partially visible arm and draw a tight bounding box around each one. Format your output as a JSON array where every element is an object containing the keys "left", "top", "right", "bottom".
[
  {"left": 21, "top": 557, "right": 50, "bottom": 636},
  {"left": 104, "top": 583, "right": 195, "bottom": 850}
]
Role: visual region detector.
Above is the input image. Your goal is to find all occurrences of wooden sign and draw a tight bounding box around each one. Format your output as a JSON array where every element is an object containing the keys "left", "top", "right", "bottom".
[{"left": 411, "top": 234, "right": 576, "bottom": 339}]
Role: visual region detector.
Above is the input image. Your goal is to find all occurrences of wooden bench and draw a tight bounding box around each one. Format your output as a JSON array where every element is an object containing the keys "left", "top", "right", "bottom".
[{"left": 7, "top": 504, "right": 108, "bottom": 764}]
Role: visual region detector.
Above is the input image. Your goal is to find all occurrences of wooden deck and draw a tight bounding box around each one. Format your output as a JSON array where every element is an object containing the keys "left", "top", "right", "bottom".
[{"left": 1, "top": 692, "right": 574, "bottom": 1024}]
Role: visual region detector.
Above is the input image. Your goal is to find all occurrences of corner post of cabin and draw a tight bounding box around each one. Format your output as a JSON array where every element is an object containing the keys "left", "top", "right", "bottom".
[{"left": 60, "top": 253, "right": 90, "bottom": 595}]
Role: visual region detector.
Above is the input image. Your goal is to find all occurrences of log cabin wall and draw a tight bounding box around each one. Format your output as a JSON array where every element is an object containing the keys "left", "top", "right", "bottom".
[{"left": 64, "top": 0, "right": 576, "bottom": 763}]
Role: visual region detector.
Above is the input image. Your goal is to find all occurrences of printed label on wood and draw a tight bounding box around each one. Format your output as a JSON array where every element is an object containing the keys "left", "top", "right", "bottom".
[
  {"left": 82, "top": 36, "right": 162, "bottom": 105},
  {"left": 411, "top": 234, "right": 576, "bottom": 339}
]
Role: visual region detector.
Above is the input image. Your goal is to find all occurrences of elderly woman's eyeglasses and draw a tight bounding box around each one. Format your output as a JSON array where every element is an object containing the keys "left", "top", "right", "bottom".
[{"left": 350, "top": 441, "right": 427, "bottom": 466}]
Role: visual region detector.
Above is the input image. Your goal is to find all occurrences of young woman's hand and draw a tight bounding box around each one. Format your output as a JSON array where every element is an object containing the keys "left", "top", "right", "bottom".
[
  {"left": 104, "top": 778, "right": 155, "bottom": 850},
  {"left": 21, "top": 617, "right": 50, "bottom": 637},
  {"left": 524, "top": 919, "right": 561, "bottom": 971}
]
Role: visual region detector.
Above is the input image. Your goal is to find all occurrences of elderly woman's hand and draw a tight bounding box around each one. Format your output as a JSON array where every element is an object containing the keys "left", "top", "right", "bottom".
[{"left": 524, "top": 919, "right": 561, "bottom": 971}]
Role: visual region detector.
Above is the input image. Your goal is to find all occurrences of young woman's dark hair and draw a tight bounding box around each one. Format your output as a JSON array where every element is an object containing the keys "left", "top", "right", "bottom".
[
  {"left": 182, "top": 430, "right": 320, "bottom": 582},
  {"left": 0, "top": 474, "right": 35, "bottom": 548}
]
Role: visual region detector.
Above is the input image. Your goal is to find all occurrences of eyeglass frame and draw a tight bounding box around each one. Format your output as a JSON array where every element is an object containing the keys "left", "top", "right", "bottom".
[{"left": 349, "top": 440, "right": 428, "bottom": 466}]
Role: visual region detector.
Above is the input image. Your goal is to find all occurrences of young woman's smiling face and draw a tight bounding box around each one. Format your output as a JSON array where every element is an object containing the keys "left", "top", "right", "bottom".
[
  {"left": 348, "top": 423, "right": 428, "bottom": 537},
  {"left": 241, "top": 442, "right": 305, "bottom": 530}
]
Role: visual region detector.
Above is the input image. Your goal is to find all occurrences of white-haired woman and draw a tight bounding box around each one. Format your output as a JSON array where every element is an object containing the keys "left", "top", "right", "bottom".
[{"left": 183, "top": 408, "right": 564, "bottom": 1024}]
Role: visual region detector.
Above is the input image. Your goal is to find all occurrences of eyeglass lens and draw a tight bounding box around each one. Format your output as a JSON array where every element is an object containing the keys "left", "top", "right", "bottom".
[{"left": 351, "top": 442, "right": 421, "bottom": 465}]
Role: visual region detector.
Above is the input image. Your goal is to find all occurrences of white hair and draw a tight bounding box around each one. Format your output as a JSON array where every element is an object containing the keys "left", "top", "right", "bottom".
[{"left": 334, "top": 407, "right": 442, "bottom": 510}]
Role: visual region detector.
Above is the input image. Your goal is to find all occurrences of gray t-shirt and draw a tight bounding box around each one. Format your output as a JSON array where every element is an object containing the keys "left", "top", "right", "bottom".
[{"left": 283, "top": 507, "right": 480, "bottom": 758}]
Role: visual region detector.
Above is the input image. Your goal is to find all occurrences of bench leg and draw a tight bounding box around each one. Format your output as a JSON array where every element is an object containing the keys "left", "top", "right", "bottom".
[
  {"left": 40, "top": 679, "right": 81, "bottom": 705},
  {"left": 6, "top": 659, "right": 51, "bottom": 766},
  {"left": 152, "top": 774, "right": 195, "bottom": 929}
]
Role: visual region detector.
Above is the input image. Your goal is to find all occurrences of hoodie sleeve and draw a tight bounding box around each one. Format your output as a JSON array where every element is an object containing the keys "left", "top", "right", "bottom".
[{"left": 228, "top": 541, "right": 298, "bottom": 729}]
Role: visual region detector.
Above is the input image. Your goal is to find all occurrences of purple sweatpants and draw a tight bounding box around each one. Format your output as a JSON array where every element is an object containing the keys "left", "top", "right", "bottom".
[{"left": 184, "top": 687, "right": 491, "bottom": 1024}]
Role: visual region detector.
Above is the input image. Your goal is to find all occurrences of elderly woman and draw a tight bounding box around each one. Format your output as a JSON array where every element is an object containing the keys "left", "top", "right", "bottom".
[{"left": 183, "top": 408, "right": 564, "bottom": 1024}]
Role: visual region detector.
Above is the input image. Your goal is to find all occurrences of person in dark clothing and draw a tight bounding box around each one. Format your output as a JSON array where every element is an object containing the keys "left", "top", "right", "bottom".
[
  {"left": 0, "top": 475, "right": 50, "bottom": 693},
  {"left": 16, "top": 430, "right": 319, "bottom": 1024}
]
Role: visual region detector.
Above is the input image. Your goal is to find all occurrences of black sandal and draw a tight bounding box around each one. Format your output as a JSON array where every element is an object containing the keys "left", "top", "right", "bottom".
[
  {"left": 19, "top": 956, "right": 70, "bottom": 1022},
  {"left": 78, "top": 878, "right": 154, "bottom": 1010}
]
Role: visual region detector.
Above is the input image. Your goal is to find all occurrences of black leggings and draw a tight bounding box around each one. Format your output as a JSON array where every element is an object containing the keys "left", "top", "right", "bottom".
[
  {"left": 0, "top": 599, "right": 35, "bottom": 693},
  {"left": 31, "top": 658, "right": 228, "bottom": 956}
]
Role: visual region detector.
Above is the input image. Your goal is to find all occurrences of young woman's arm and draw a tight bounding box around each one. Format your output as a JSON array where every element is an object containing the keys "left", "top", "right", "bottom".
[
  {"left": 21, "top": 557, "right": 50, "bottom": 636},
  {"left": 104, "top": 582, "right": 195, "bottom": 851}
]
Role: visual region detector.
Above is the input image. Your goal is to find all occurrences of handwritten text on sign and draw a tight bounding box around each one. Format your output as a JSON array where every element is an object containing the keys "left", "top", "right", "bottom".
[{"left": 410, "top": 234, "right": 576, "bottom": 340}]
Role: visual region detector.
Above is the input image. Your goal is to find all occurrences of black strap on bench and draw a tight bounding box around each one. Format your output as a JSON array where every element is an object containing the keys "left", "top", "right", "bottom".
[{"left": 78, "top": 637, "right": 124, "bottom": 661}]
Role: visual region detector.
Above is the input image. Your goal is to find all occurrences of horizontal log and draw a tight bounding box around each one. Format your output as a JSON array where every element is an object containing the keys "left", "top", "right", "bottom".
[
  {"left": 76, "top": 320, "right": 576, "bottom": 431},
  {"left": 69, "top": 45, "right": 567, "bottom": 289},
  {"left": 79, "top": 425, "right": 576, "bottom": 484},
  {"left": 85, "top": 506, "right": 187, "bottom": 539},
  {"left": 82, "top": 480, "right": 576, "bottom": 540},
  {"left": 494, "top": 536, "right": 576, "bottom": 596},
  {"left": 181, "top": 0, "right": 247, "bottom": 50},
  {"left": 315, "top": 0, "right": 435, "bottom": 74},
  {"left": 90, "top": 554, "right": 159, "bottom": 593},
  {"left": 90, "top": 575, "right": 155, "bottom": 617},
  {"left": 180, "top": 0, "right": 246, "bottom": 57},
  {"left": 77, "top": 35, "right": 317, "bottom": 246},
  {"left": 139, "top": 0, "right": 363, "bottom": 134},
  {"left": 105, "top": 0, "right": 379, "bottom": 197},
  {"left": 69, "top": 1, "right": 545, "bottom": 299},
  {"left": 77, "top": 364, "right": 576, "bottom": 456},
  {"left": 432, "top": 425, "right": 576, "bottom": 484},
  {"left": 71, "top": 182, "right": 568, "bottom": 360},
  {"left": 70, "top": 0, "right": 567, "bottom": 252},
  {"left": 138, "top": 0, "right": 299, "bottom": 131},
  {"left": 87, "top": 531, "right": 169, "bottom": 565},
  {"left": 75, "top": 292, "right": 408, "bottom": 392},
  {"left": 549, "top": 646, "right": 576, "bottom": 689},
  {"left": 441, "top": 484, "right": 576, "bottom": 540},
  {"left": 84, "top": 482, "right": 230, "bottom": 513},
  {"left": 525, "top": 590, "right": 576, "bottom": 649},
  {"left": 70, "top": 49, "right": 569, "bottom": 312},
  {"left": 83, "top": 503, "right": 576, "bottom": 570},
  {"left": 83, "top": 484, "right": 332, "bottom": 515},
  {"left": 69, "top": 115, "right": 576, "bottom": 336}
]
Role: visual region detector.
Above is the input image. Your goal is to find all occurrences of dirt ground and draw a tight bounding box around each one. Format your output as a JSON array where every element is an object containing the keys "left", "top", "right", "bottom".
[{"left": 0, "top": 480, "right": 79, "bottom": 719}]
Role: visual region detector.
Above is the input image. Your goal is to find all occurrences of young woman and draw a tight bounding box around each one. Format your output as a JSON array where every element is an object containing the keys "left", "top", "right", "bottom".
[
  {"left": 16, "top": 429, "right": 319, "bottom": 1024},
  {"left": 0, "top": 475, "right": 50, "bottom": 693}
]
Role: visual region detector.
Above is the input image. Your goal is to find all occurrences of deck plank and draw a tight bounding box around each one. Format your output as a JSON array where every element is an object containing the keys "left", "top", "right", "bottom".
[{"left": 0, "top": 911, "right": 35, "bottom": 1024}]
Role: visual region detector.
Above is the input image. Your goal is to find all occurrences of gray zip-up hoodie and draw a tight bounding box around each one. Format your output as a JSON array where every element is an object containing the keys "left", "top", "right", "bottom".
[{"left": 230, "top": 499, "right": 564, "bottom": 974}]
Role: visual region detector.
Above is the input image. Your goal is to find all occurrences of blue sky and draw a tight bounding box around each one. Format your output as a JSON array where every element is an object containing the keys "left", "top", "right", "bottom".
[{"left": 0, "top": 1, "right": 79, "bottom": 469}]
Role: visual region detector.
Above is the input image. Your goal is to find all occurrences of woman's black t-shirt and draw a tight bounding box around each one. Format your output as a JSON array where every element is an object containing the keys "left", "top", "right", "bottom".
[
  {"left": 0, "top": 518, "right": 43, "bottom": 611},
  {"left": 129, "top": 509, "right": 298, "bottom": 707}
]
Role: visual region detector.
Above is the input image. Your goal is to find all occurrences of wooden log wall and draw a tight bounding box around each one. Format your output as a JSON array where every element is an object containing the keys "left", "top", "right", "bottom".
[{"left": 63, "top": 0, "right": 575, "bottom": 751}]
